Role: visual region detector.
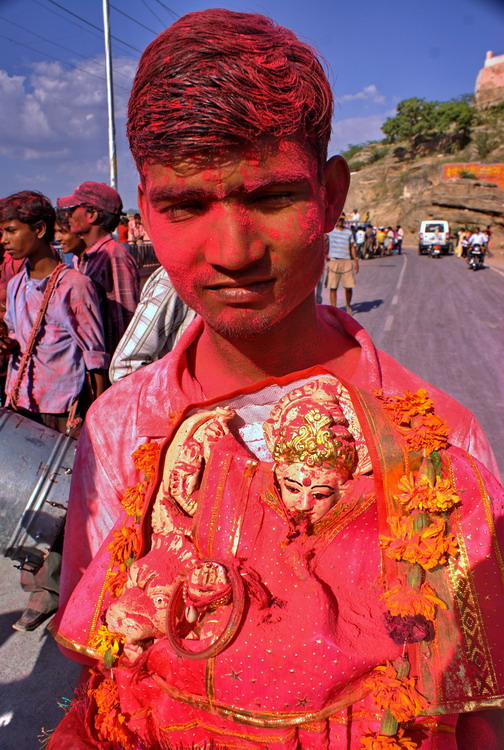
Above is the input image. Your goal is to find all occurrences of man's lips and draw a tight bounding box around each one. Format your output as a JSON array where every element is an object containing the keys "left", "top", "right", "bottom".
[{"left": 205, "top": 277, "right": 274, "bottom": 302}]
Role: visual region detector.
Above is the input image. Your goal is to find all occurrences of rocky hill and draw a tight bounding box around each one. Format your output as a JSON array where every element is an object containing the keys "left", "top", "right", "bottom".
[{"left": 343, "top": 106, "right": 504, "bottom": 249}]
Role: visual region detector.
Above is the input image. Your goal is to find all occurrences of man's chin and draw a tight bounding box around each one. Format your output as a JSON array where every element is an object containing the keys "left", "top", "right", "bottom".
[{"left": 205, "top": 308, "right": 280, "bottom": 340}]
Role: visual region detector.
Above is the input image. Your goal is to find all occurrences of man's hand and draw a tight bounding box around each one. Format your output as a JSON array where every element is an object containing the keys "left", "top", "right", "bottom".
[
  {"left": 354, "top": 260, "right": 359, "bottom": 275},
  {"left": 0, "top": 334, "right": 19, "bottom": 354}
]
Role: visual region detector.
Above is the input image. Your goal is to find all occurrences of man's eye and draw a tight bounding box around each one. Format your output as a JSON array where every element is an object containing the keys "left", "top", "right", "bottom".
[
  {"left": 162, "top": 202, "right": 204, "bottom": 220},
  {"left": 252, "top": 192, "right": 296, "bottom": 207}
]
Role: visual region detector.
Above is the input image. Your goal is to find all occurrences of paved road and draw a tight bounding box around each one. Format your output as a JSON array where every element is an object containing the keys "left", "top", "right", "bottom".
[
  {"left": 1, "top": 247, "right": 502, "bottom": 748},
  {"left": 324, "top": 247, "right": 504, "bottom": 478}
]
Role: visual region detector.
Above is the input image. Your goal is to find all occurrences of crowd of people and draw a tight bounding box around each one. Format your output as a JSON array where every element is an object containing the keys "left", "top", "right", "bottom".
[
  {"left": 455, "top": 225, "right": 494, "bottom": 260},
  {"left": 1, "top": 9, "right": 503, "bottom": 750}
]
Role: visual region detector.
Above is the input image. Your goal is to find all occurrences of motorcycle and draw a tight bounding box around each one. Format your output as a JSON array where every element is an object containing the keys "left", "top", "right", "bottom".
[
  {"left": 430, "top": 243, "right": 442, "bottom": 258},
  {"left": 468, "top": 244, "right": 484, "bottom": 271}
]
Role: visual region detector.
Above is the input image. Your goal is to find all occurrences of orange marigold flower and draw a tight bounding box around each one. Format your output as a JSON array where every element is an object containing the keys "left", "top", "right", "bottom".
[
  {"left": 382, "top": 582, "right": 447, "bottom": 621},
  {"left": 383, "top": 389, "right": 434, "bottom": 426},
  {"left": 106, "top": 569, "right": 128, "bottom": 598},
  {"left": 107, "top": 524, "right": 140, "bottom": 568},
  {"left": 395, "top": 474, "right": 460, "bottom": 514},
  {"left": 121, "top": 481, "right": 148, "bottom": 517},
  {"left": 132, "top": 440, "right": 161, "bottom": 480},
  {"left": 380, "top": 515, "right": 459, "bottom": 570},
  {"left": 88, "top": 676, "right": 136, "bottom": 750},
  {"left": 400, "top": 413, "right": 449, "bottom": 454},
  {"left": 360, "top": 729, "right": 418, "bottom": 750},
  {"left": 363, "top": 662, "right": 427, "bottom": 722},
  {"left": 88, "top": 624, "right": 124, "bottom": 658}
]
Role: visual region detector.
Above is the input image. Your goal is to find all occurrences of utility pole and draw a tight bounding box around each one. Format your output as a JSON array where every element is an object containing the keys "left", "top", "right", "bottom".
[{"left": 102, "top": 0, "right": 118, "bottom": 189}]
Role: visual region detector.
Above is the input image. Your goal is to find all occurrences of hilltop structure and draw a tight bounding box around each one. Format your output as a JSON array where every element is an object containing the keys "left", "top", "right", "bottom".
[{"left": 475, "top": 51, "right": 504, "bottom": 108}]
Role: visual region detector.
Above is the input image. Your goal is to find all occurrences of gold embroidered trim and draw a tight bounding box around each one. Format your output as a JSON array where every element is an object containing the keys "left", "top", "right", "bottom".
[
  {"left": 446, "top": 456, "right": 499, "bottom": 696},
  {"left": 48, "top": 623, "right": 101, "bottom": 660},
  {"left": 465, "top": 452, "right": 504, "bottom": 586},
  {"left": 152, "top": 672, "right": 371, "bottom": 728},
  {"left": 205, "top": 657, "right": 216, "bottom": 703}
]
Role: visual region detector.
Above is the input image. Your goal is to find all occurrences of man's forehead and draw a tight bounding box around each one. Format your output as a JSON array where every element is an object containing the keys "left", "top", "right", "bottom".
[{"left": 142, "top": 141, "right": 320, "bottom": 198}]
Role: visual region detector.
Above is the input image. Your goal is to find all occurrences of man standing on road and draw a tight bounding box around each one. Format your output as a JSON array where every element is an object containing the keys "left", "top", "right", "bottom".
[
  {"left": 395, "top": 224, "right": 404, "bottom": 254},
  {"left": 327, "top": 215, "right": 358, "bottom": 314},
  {"left": 49, "top": 10, "right": 504, "bottom": 749},
  {"left": 57, "top": 182, "right": 140, "bottom": 357}
]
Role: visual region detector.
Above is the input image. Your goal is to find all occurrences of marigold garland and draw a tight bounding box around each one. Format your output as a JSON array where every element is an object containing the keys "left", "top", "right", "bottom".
[
  {"left": 363, "top": 388, "right": 461, "bottom": 749},
  {"left": 381, "top": 388, "right": 434, "bottom": 425},
  {"left": 382, "top": 582, "right": 447, "bottom": 621},
  {"left": 132, "top": 440, "right": 161, "bottom": 480},
  {"left": 380, "top": 515, "right": 459, "bottom": 570},
  {"left": 395, "top": 473, "right": 460, "bottom": 514},
  {"left": 88, "top": 624, "right": 125, "bottom": 659},
  {"left": 121, "top": 481, "right": 149, "bottom": 517},
  {"left": 398, "top": 413, "right": 449, "bottom": 454},
  {"left": 360, "top": 729, "right": 418, "bottom": 750},
  {"left": 363, "top": 662, "right": 427, "bottom": 723},
  {"left": 107, "top": 523, "right": 141, "bottom": 569},
  {"left": 88, "top": 676, "right": 137, "bottom": 750}
]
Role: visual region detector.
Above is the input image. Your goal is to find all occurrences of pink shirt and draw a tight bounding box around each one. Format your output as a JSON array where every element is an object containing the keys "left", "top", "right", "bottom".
[
  {"left": 74, "top": 234, "right": 139, "bottom": 355},
  {"left": 4, "top": 265, "right": 109, "bottom": 413}
]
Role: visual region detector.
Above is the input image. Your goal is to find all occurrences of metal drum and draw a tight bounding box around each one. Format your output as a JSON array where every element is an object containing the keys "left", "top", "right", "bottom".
[{"left": 0, "top": 407, "right": 77, "bottom": 572}]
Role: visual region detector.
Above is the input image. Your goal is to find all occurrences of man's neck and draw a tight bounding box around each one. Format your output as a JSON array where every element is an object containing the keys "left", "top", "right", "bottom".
[
  {"left": 82, "top": 225, "right": 110, "bottom": 250},
  {"left": 191, "top": 298, "right": 360, "bottom": 399},
  {"left": 28, "top": 245, "right": 59, "bottom": 279}
]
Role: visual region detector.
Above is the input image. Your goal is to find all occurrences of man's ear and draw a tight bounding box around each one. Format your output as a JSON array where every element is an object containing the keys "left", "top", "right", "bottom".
[
  {"left": 86, "top": 207, "right": 99, "bottom": 225},
  {"left": 137, "top": 183, "right": 150, "bottom": 237},
  {"left": 323, "top": 156, "right": 350, "bottom": 233},
  {"left": 34, "top": 220, "right": 46, "bottom": 239}
]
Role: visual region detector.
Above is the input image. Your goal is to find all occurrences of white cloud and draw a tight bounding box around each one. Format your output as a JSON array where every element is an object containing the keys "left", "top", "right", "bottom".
[
  {"left": 337, "top": 84, "right": 386, "bottom": 105},
  {"left": 0, "top": 54, "right": 140, "bottom": 205},
  {"left": 329, "top": 112, "right": 394, "bottom": 153}
]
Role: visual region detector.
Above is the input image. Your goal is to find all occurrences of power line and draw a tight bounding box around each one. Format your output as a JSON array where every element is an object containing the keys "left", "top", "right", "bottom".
[
  {"left": 109, "top": 2, "right": 159, "bottom": 35},
  {"left": 151, "top": 0, "right": 179, "bottom": 20},
  {"left": 140, "top": 0, "right": 167, "bottom": 28},
  {"left": 0, "top": 15, "right": 133, "bottom": 85},
  {"left": 0, "top": 32, "right": 131, "bottom": 92},
  {"left": 43, "top": 0, "right": 142, "bottom": 54}
]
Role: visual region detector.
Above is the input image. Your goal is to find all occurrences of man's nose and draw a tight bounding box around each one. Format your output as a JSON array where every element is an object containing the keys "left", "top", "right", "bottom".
[{"left": 204, "top": 205, "right": 266, "bottom": 270}]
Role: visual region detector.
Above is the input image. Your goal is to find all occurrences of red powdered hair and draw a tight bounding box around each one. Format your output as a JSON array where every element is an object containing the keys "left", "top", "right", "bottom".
[{"left": 127, "top": 9, "right": 333, "bottom": 173}]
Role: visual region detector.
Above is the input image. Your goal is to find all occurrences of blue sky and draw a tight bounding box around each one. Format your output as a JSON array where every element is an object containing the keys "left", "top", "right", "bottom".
[{"left": 0, "top": 0, "right": 502, "bottom": 210}]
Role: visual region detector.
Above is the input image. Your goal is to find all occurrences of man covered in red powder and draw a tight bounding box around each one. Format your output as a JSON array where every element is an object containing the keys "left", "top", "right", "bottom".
[{"left": 49, "top": 10, "right": 504, "bottom": 749}]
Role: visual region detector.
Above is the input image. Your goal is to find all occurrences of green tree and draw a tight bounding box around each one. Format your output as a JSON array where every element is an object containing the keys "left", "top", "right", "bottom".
[
  {"left": 382, "top": 98, "right": 438, "bottom": 142},
  {"left": 382, "top": 96, "right": 475, "bottom": 148}
]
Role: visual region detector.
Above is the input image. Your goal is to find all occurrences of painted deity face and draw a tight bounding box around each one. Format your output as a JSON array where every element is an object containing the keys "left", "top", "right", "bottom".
[
  {"left": 0, "top": 219, "right": 43, "bottom": 260},
  {"left": 139, "top": 139, "right": 345, "bottom": 339},
  {"left": 54, "top": 223, "right": 86, "bottom": 255},
  {"left": 275, "top": 461, "right": 341, "bottom": 523}
]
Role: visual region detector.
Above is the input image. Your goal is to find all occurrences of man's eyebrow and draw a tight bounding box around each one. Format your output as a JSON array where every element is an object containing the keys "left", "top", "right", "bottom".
[
  {"left": 148, "top": 186, "right": 208, "bottom": 203},
  {"left": 147, "top": 173, "right": 311, "bottom": 204}
]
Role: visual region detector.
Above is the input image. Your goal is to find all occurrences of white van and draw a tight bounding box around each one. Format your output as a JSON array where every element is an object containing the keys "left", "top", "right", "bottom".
[{"left": 418, "top": 220, "right": 452, "bottom": 255}]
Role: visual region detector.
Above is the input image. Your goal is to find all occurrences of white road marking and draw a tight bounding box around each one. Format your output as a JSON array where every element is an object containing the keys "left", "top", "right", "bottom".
[
  {"left": 489, "top": 266, "right": 504, "bottom": 278},
  {"left": 384, "top": 314, "right": 394, "bottom": 331},
  {"left": 384, "top": 254, "right": 407, "bottom": 331},
  {"left": 396, "top": 254, "right": 408, "bottom": 289}
]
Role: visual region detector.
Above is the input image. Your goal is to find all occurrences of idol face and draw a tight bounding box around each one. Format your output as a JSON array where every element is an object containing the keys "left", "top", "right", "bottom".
[
  {"left": 275, "top": 461, "right": 341, "bottom": 523},
  {"left": 139, "top": 139, "right": 347, "bottom": 339}
]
